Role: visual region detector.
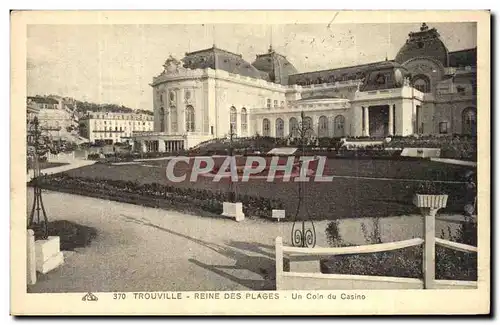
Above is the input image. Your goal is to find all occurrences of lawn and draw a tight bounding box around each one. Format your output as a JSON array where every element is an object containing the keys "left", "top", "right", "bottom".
[{"left": 61, "top": 157, "right": 473, "bottom": 220}]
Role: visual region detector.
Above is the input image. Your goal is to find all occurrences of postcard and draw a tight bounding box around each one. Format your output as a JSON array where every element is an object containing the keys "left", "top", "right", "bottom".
[{"left": 11, "top": 10, "right": 490, "bottom": 315}]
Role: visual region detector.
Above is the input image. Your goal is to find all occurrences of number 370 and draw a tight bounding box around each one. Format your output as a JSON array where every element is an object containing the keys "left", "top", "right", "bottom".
[{"left": 113, "top": 293, "right": 127, "bottom": 300}]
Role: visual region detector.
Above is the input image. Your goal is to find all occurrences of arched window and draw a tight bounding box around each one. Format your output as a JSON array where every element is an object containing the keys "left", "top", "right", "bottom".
[
  {"left": 230, "top": 106, "right": 237, "bottom": 133},
  {"left": 303, "top": 116, "right": 313, "bottom": 138},
  {"left": 241, "top": 108, "right": 247, "bottom": 133},
  {"left": 289, "top": 117, "right": 299, "bottom": 137},
  {"left": 334, "top": 115, "right": 345, "bottom": 137},
  {"left": 412, "top": 75, "right": 431, "bottom": 93},
  {"left": 159, "top": 107, "right": 165, "bottom": 132},
  {"left": 318, "top": 116, "right": 329, "bottom": 137},
  {"left": 185, "top": 105, "right": 195, "bottom": 132},
  {"left": 170, "top": 106, "right": 178, "bottom": 133},
  {"left": 262, "top": 118, "right": 271, "bottom": 136},
  {"left": 462, "top": 108, "right": 476, "bottom": 136},
  {"left": 275, "top": 118, "right": 284, "bottom": 138}
]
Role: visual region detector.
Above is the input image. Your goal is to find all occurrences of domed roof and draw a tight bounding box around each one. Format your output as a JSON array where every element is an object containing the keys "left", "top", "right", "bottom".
[
  {"left": 182, "top": 46, "right": 266, "bottom": 79},
  {"left": 395, "top": 23, "right": 449, "bottom": 66},
  {"left": 252, "top": 46, "right": 299, "bottom": 85}
]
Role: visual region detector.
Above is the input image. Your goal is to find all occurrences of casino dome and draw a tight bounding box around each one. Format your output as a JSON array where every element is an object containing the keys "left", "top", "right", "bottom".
[
  {"left": 252, "top": 46, "right": 299, "bottom": 85},
  {"left": 395, "top": 23, "right": 449, "bottom": 67}
]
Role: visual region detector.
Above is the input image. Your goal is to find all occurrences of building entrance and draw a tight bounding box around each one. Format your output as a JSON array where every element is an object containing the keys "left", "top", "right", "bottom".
[{"left": 368, "top": 105, "right": 390, "bottom": 137}]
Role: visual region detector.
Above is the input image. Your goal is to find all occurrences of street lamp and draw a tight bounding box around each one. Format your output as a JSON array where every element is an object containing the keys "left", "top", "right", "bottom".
[{"left": 290, "top": 111, "right": 317, "bottom": 248}]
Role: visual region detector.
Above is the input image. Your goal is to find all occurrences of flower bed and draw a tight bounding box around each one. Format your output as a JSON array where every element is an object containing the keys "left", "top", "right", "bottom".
[
  {"left": 28, "top": 174, "right": 284, "bottom": 219},
  {"left": 386, "top": 135, "right": 477, "bottom": 161},
  {"left": 320, "top": 245, "right": 477, "bottom": 281},
  {"left": 322, "top": 218, "right": 477, "bottom": 281}
]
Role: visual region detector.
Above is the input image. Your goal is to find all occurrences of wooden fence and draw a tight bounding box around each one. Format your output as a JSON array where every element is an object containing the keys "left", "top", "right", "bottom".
[{"left": 275, "top": 212, "right": 477, "bottom": 290}]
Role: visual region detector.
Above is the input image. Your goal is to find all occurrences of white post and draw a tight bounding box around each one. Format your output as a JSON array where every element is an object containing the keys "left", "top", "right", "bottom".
[
  {"left": 422, "top": 208, "right": 437, "bottom": 289},
  {"left": 388, "top": 104, "right": 394, "bottom": 136},
  {"left": 275, "top": 237, "right": 284, "bottom": 290},
  {"left": 363, "top": 106, "right": 369, "bottom": 136},
  {"left": 27, "top": 229, "right": 37, "bottom": 285}
]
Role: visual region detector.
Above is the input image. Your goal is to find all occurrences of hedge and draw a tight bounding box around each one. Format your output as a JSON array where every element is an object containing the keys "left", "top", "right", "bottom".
[{"left": 28, "top": 174, "right": 284, "bottom": 220}]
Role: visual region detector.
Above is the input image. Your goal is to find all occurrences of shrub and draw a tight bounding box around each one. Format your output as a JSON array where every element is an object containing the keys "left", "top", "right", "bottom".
[
  {"left": 30, "top": 174, "right": 283, "bottom": 220},
  {"left": 321, "top": 216, "right": 477, "bottom": 281}
]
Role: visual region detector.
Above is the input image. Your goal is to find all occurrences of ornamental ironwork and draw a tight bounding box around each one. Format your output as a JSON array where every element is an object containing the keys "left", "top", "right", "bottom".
[{"left": 288, "top": 111, "right": 317, "bottom": 248}]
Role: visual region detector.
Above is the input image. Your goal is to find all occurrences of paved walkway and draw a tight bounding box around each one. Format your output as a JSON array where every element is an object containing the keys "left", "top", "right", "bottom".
[
  {"left": 26, "top": 190, "right": 469, "bottom": 293},
  {"left": 27, "top": 159, "right": 96, "bottom": 181}
]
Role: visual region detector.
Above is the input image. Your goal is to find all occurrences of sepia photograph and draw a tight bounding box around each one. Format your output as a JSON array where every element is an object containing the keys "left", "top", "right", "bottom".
[{"left": 11, "top": 10, "right": 490, "bottom": 315}]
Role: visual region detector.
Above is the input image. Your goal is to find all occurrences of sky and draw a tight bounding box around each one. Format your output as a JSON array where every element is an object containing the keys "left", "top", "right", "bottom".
[{"left": 27, "top": 22, "right": 477, "bottom": 110}]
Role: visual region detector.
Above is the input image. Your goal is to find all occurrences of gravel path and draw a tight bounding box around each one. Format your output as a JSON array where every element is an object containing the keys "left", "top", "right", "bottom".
[{"left": 26, "top": 190, "right": 464, "bottom": 293}]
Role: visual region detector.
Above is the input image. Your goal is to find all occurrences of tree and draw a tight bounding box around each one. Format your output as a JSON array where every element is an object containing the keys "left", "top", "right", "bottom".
[{"left": 27, "top": 116, "right": 52, "bottom": 239}]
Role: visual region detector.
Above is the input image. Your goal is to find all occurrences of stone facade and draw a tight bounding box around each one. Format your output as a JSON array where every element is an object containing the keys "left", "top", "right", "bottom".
[
  {"left": 79, "top": 112, "right": 154, "bottom": 145},
  {"left": 134, "top": 23, "right": 477, "bottom": 153}
]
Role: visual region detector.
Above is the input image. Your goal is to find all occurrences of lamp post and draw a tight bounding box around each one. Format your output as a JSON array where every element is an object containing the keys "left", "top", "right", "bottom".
[
  {"left": 27, "top": 116, "right": 50, "bottom": 240},
  {"left": 290, "top": 111, "right": 317, "bottom": 248}
]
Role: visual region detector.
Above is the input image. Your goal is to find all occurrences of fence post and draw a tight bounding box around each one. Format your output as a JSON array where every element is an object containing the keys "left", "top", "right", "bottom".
[
  {"left": 27, "top": 229, "right": 36, "bottom": 285},
  {"left": 275, "top": 236, "right": 283, "bottom": 290},
  {"left": 423, "top": 208, "right": 437, "bottom": 289}
]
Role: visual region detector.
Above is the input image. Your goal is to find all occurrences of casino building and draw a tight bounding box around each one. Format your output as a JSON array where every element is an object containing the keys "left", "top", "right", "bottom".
[{"left": 132, "top": 23, "right": 477, "bottom": 152}]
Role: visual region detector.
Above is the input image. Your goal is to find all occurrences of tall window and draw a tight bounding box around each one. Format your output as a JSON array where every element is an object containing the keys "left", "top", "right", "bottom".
[
  {"left": 275, "top": 118, "right": 284, "bottom": 138},
  {"left": 170, "top": 106, "right": 178, "bottom": 133},
  {"left": 262, "top": 118, "right": 271, "bottom": 136},
  {"left": 159, "top": 107, "right": 165, "bottom": 132},
  {"left": 241, "top": 107, "right": 248, "bottom": 133},
  {"left": 462, "top": 108, "right": 476, "bottom": 136},
  {"left": 274, "top": 100, "right": 278, "bottom": 108},
  {"left": 289, "top": 117, "right": 299, "bottom": 137},
  {"left": 185, "top": 105, "right": 195, "bottom": 132},
  {"left": 267, "top": 99, "right": 271, "bottom": 109},
  {"left": 280, "top": 101, "right": 285, "bottom": 109},
  {"left": 412, "top": 75, "right": 431, "bottom": 93},
  {"left": 439, "top": 122, "right": 448, "bottom": 134},
  {"left": 230, "top": 106, "right": 237, "bottom": 133},
  {"left": 318, "top": 116, "right": 329, "bottom": 137},
  {"left": 334, "top": 115, "right": 345, "bottom": 137}
]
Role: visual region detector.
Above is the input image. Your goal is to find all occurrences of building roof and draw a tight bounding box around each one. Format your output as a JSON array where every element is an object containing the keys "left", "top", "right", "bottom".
[
  {"left": 182, "top": 46, "right": 267, "bottom": 80},
  {"left": 288, "top": 60, "right": 399, "bottom": 86},
  {"left": 28, "top": 96, "right": 59, "bottom": 105},
  {"left": 251, "top": 46, "right": 299, "bottom": 85},
  {"left": 448, "top": 48, "right": 477, "bottom": 67}
]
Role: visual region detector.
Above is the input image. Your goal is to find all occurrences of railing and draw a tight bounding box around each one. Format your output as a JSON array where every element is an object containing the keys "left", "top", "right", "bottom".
[
  {"left": 444, "top": 66, "right": 476, "bottom": 75},
  {"left": 275, "top": 210, "right": 478, "bottom": 290}
]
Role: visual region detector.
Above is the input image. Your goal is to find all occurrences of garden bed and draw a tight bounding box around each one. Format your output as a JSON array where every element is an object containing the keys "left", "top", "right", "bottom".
[
  {"left": 28, "top": 174, "right": 284, "bottom": 220},
  {"left": 191, "top": 135, "right": 476, "bottom": 161},
  {"left": 321, "top": 217, "right": 477, "bottom": 281},
  {"left": 320, "top": 245, "right": 477, "bottom": 281}
]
